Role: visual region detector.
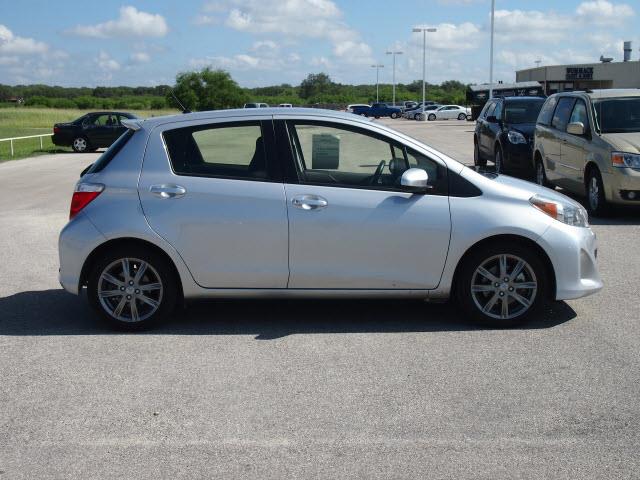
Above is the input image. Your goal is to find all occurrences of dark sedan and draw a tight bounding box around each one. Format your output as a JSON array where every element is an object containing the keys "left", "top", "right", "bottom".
[
  {"left": 53, "top": 111, "right": 138, "bottom": 152},
  {"left": 474, "top": 97, "right": 545, "bottom": 176}
]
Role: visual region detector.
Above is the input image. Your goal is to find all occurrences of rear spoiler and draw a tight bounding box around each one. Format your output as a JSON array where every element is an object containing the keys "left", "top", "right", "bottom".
[{"left": 121, "top": 118, "right": 143, "bottom": 131}]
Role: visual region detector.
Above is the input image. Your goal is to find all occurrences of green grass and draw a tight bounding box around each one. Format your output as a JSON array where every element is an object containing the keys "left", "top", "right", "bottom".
[{"left": 0, "top": 107, "right": 178, "bottom": 161}]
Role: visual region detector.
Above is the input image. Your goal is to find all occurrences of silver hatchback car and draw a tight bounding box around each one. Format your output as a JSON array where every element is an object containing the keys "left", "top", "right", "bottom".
[{"left": 59, "top": 108, "right": 602, "bottom": 329}]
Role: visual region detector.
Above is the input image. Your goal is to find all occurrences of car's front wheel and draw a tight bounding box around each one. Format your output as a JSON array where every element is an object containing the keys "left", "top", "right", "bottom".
[
  {"left": 390, "top": 112, "right": 398, "bottom": 119},
  {"left": 87, "top": 246, "right": 177, "bottom": 330},
  {"left": 494, "top": 146, "right": 504, "bottom": 174},
  {"left": 458, "top": 113, "right": 467, "bottom": 120},
  {"left": 586, "top": 168, "right": 609, "bottom": 217},
  {"left": 456, "top": 242, "right": 547, "bottom": 327},
  {"left": 72, "top": 136, "right": 90, "bottom": 153}
]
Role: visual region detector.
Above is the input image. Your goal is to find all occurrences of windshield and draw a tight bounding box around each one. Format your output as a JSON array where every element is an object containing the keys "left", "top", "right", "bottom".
[
  {"left": 593, "top": 97, "right": 640, "bottom": 133},
  {"left": 504, "top": 100, "right": 545, "bottom": 124}
]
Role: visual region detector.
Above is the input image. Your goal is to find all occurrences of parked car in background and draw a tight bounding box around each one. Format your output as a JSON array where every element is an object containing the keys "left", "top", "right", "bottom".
[
  {"left": 404, "top": 104, "right": 441, "bottom": 120},
  {"left": 351, "top": 103, "right": 402, "bottom": 119},
  {"left": 403, "top": 101, "right": 418, "bottom": 110},
  {"left": 244, "top": 103, "right": 269, "bottom": 108},
  {"left": 474, "top": 96, "right": 546, "bottom": 175},
  {"left": 53, "top": 111, "right": 138, "bottom": 153},
  {"left": 346, "top": 103, "right": 371, "bottom": 113},
  {"left": 534, "top": 89, "right": 640, "bottom": 215},
  {"left": 59, "top": 108, "right": 601, "bottom": 330},
  {"left": 427, "top": 105, "right": 471, "bottom": 121},
  {"left": 279, "top": 103, "right": 293, "bottom": 108}
]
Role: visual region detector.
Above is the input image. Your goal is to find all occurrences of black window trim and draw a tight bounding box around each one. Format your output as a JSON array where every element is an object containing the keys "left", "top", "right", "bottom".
[
  {"left": 161, "top": 119, "right": 283, "bottom": 183},
  {"left": 278, "top": 119, "right": 448, "bottom": 196}
]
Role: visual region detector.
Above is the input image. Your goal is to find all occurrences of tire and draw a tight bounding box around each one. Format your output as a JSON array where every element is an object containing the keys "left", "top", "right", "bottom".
[
  {"left": 458, "top": 113, "right": 466, "bottom": 120},
  {"left": 455, "top": 242, "right": 548, "bottom": 328},
  {"left": 586, "top": 167, "right": 609, "bottom": 217},
  {"left": 473, "top": 140, "right": 486, "bottom": 168},
  {"left": 428, "top": 113, "right": 436, "bottom": 121},
  {"left": 494, "top": 146, "right": 504, "bottom": 174},
  {"left": 72, "top": 136, "right": 90, "bottom": 153},
  {"left": 535, "top": 157, "right": 553, "bottom": 188},
  {"left": 390, "top": 112, "right": 398, "bottom": 119},
  {"left": 87, "top": 246, "right": 177, "bottom": 330}
]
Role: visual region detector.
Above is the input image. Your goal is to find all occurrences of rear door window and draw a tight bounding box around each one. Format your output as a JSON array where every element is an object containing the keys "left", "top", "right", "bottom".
[
  {"left": 551, "top": 97, "right": 576, "bottom": 131},
  {"left": 163, "top": 121, "right": 272, "bottom": 180},
  {"left": 537, "top": 96, "right": 558, "bottom": 125}
]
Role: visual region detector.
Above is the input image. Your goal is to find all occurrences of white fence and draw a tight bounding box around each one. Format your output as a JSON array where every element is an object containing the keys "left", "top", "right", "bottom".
[{"left": 0, "top": 133, "right": 53, "bottom": 157}]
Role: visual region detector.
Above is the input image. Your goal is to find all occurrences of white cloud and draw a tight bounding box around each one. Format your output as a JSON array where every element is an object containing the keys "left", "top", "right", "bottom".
[
  {"left": 193, "top": 14, "right": 218, "bottom": 25},
  {"left": 68, "top": 6, "right": 168, "bottom": 38},
  {"left": 494, "top": 9, "right": 571, "bottom": 43},
  {"left": 130, "top": 52, "right": 151, "bottom": 63},
  {"left": 412, "top": 22, "right": 482, "bottom": 52},
  {"left": 576, "top": 0, "right": 635, "bottom": 25},
  {"left": 97, "top": 51, "right": 120, "bottom": 71},
  {"left": 0, "top": 24, "right": 48, "bottom": 55},
  {"left": 197, "top": 0, "right": 372, "bottom": 66}
]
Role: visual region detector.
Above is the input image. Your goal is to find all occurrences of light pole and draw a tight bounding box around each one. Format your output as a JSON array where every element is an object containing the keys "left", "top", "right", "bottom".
[
  {"left": 371, "top": 64, "right": 384, "bottom": 103},
  {"left": 489, "top": 0, "right": 495, "bottom": 99},
  {"left": 412, "top": 27, "right": 436, "bottom": 121},
  {"left": 385, "top": 50, "right": 403, "bottom": 106}
]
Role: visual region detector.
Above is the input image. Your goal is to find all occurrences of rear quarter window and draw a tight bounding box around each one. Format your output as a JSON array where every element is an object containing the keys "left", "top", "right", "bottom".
[
  {"left": 85, "top": 129, "right": 134, "bottom": 174},
  {"left": 537, "top": 96, "right": 558, "bottom": 126}
]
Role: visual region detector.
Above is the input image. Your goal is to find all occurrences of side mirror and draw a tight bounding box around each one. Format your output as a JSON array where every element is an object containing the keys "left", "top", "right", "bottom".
[
  {"left": 486, "top": 115, "right": 499, "bottom": 124},
  {"left": 567, "top": 122, "right": 585, "bottom": 136},
  {"left": 400, "top": 168, "right": 430, "bottom": 192}
]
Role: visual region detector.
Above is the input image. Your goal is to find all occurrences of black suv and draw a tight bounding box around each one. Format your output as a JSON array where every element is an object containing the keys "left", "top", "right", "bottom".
[
  {"left": 474, "top": 97, "right": 545, "bottom": 176},
  {"left": 53, "top": 111, "right": 138, "bottom": 152}
]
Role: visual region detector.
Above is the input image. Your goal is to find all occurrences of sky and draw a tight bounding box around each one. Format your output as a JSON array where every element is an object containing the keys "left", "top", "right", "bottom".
[{"left": 0, "top": 0, "right": 638, "bottom": 88}]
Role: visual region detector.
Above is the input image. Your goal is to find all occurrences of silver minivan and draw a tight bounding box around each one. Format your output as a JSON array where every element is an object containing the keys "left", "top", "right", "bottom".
[
  {"left": 534, "top": 89, "right": 640, "bottom": 215},
  {"left": 59, "top": 108, "right": 601, "bottom": 329}
]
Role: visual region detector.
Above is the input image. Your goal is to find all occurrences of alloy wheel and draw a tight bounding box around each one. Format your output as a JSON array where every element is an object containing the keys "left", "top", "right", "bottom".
[
  {"left": 98, "top": 257, "right": 163, "bottom": 323},
  {"left": 589, "top": 176, "right": 600, "bottom": 211},
  {"left": 495, "top": 149, "right": 502, "bottom": 174},
  {"left": 536, "top": 162, "right": 545, "bottom": 186},
  {"left": 470, "top": 254, "right": 537, "bottom": 320}
]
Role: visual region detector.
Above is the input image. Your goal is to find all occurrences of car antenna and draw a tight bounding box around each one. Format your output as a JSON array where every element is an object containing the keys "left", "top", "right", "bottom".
[{"left": 170, "top": 89, "right": 191, "bottom": 114}]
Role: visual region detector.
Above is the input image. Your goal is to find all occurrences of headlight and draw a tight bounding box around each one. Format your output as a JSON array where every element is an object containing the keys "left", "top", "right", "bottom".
[
  {"left": 507, "top": 130, "right": 527, "bottom": 144},
  {"left": 530, "top": 194, "right": 589, "bottom": 227},
  {"left": 612, "top": 151, "right": 640, "bottom": 168}
]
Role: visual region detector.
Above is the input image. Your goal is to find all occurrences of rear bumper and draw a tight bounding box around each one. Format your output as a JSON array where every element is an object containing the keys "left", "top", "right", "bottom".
[
  {"left": 58, "top": 213, "right": 106, "bottom": 295},
  {"left": 538, "top": 223, "right": 602, "bottom": 300},
  {"left": 52, "top": 133, "right": 72, "bottom": 146}
]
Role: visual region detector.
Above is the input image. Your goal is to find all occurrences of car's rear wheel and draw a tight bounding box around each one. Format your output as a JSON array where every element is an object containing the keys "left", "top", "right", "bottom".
[
  {"left": 473, "top": 140, "right": 486, "bottom": 168},
  {"left": 458, "top": 113, "right": 466, "bottom": 120},
  {"left": 72, "top": 136, "right": 90, "bottom": 153},
  {"left": 428, "top": 113, "right": 436, "bottom": 121},
  {"left": 456, "top": 242, "right": 548, "bottom": 327},
  {"left": 87, "top": 246, "right": 177, "bottom": 330},
  {"left": 586, "top": 168, "right": 609, "bottom": 217}
]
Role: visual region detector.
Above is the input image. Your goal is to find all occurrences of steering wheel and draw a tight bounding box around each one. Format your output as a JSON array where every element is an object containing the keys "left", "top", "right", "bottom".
[{"left": 370, "top": 160, "right": 386, "bottom": 185}]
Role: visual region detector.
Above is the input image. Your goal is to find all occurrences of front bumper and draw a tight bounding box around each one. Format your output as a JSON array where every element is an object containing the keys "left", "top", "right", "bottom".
[
  {"left": 603, "top": 168, "right": 640, "bottom": 205},
  {"left": 503, "top": 142, "right": 534, "bottom": 172},
  {"left": 537, "top": 222, "right": 602, "bottom": 300}
]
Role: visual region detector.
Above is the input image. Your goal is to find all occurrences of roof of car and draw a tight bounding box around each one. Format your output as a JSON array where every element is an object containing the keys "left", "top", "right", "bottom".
[
  {"left": 130, "top": 107, "right": 376, "bottom": 130},
  {"left": 496, "top": 96, "right": 546, "bottom": 102},
  {"left": 554, "top": 89, "right": 640, "bottom": 99}
]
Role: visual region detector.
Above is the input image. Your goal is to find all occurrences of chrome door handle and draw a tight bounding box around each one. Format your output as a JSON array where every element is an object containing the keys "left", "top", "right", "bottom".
[
  {"left": 150, "top": 184, "right": 187, "bottom": 199},
  {"left": 292, "top": 194, "right": 328, "bottom": 210}
]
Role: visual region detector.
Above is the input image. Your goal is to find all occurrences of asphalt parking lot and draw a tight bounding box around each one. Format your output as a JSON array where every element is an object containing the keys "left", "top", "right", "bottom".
[{"left": 1, "top": 120, "right": 639, "bottom": 479}]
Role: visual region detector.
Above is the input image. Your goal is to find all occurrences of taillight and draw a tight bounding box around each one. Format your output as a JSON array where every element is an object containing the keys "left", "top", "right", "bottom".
[
  {"left": 70, "top": 183, "right": 104, "bottom": 219},
  {"left": 53, "top": 126, "right": 60, "bottom": 134}
]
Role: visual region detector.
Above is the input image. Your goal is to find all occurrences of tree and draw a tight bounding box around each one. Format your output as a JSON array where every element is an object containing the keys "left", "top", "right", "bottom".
[
  {"left": 170, "top": 68, "right": 248, "bottom": 111},
  {"left": 299, "top": 73, "right": 333, "bottom": 99}
]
